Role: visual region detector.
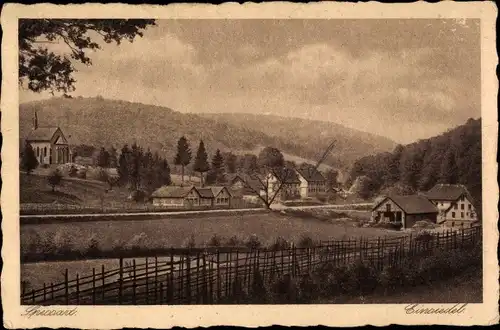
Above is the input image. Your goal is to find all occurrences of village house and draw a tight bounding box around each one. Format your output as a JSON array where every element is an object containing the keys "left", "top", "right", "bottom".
[
  {"left": 151, "top": 186, "right": 202, "bottom": 208},
  {"left": 25, "top": 111, "right": 72, "bottom": 165},
  {"left": 424, "top": 184, "right": 479, "bottom": 228},
  {"left": 295, "top": 167, "right": 327, "bottom": 198},
  {"left": 227, "top": 173, "right": 266, "bottom": 203},
  {"left": 266, "top": 168, "right": 301, "bottom": 202},
  {"left": 371, "top": 195, "right": 439, "bottom": 229},
  {"left": 151, "top": 185, "right": 233, "bottom": 209}
]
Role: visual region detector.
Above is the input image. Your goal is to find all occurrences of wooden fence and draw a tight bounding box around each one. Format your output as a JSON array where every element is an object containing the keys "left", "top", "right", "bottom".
[{"left": 21, "top": 227, "right": 481, "bottom": 305}]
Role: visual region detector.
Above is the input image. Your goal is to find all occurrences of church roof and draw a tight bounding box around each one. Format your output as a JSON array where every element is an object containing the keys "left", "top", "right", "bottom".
[{"left": 26, "top": 126, "right": 59, "bottom": 142}]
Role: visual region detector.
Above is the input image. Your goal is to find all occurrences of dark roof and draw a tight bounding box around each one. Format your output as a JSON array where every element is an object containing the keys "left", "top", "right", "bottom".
[
  {"left": 26, "top": 126, "right": 59, "bottom": 142},
  {"left": 197, "top": 188, "right": 214, "bottom": 198},
  {"left": 374, "top": 195, "right": 438, "bottom": 215},
  {"left": 151, "top": 186, "right": 196, "bottom": 198},
  {"left": 424, "top": 184, "right": 472, "bottom": 201},
  {"left": 230, "top": 173, "right": 265, "bottom": 194},
  {"left": 296, "top": 167, "right": 325, "bottom": 182},
  {"left": 271, "top": 168, "right": 301, "bottom": 184}
]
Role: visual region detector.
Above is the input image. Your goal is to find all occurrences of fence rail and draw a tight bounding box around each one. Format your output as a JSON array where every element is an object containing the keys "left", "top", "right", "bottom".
[{"left": 22, "top": 227, "right": 481, "bottom": 305}]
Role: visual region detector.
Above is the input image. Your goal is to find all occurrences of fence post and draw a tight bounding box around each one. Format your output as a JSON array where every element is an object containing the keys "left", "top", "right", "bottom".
[
  {"left": 196, "top": 253, "right": 201, "bottom": 304},
  {"left": 118, "top": 258, "right": 123, "bottom": 305},
  {"left": 101, "top": 265, "right": 105, "bottom": 301},
  {"left": 155, "top": 256, "right": 159, "bottom": 304},
  {"left": 65, "top": 269, "right": 69, "bottom": 305},
  {"left": 76, "top": 273, "right": 80, "bottom": 305},
  {"left": 216, "top": 250, "right": 221, "bottom": 303},
  {"left": 51, "top": 282, "right": 54, "bottom": 300},
  {"left": 186, "top": 253, "right": 191, "bottom": 303},
  {"left": 132, "top": 259, "right": 137, "bottom": 304},
  {"left": 202, "top": 253, "right": 208, "bottom": 304},
  {"left": 43, "top": 283, "right": 46, "bottom": 302},
  {"left": 32, "top": 289, "right": 35, "bottom": 305},
  {"left": 92, "top": 268, "right": 96, "bottom": 304},
  {"left": 160, "top": 282, "right": 164, "bottom": 303},
  {"left": 145, "top": 257, "right": 149, "bottom": 304}
]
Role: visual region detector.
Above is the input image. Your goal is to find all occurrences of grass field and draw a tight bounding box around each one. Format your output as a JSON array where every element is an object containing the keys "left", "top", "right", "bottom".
[{"left": 21, "top": 210, "right": 394, "bottom": 254}]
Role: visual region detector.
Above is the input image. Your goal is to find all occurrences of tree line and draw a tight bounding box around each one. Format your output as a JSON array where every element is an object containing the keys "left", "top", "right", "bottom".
[{"left": 347, "top": 118, "right": 481, "bottom": 208}]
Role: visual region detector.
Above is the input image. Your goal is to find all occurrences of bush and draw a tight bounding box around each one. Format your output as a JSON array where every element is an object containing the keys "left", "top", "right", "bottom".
[
  {"left": 47, "top": 169, "right": 63, "bottom": 192},
  {"left": 77, "top": 168, "right": 87, "bottom": 179},
  {"left": 248, "top": 269, "right": 268, "bottom": 303},
  {"left": 297, "top": 234, "right": 316, "bottom": 248},
  {"left": 182, "top": 234, "right": 196, "bottom": 249},
  {"left": 245, "top": 234, "right": 262, "bottom": 250},
  {"left": 225, "top": 235, "right": 244, "bottom": 247},
  {"left": 297, "top": 273, "right": 320, "bottom": 303},
  {"left": 269, "top": 237, "right": 290, "bottom": 250},
  {"left": 68, "top": 165, "right": 78, "bottom": 177},
  {"left": 53, "top": 230, "right": 74, "bottom": 255},
  {"left": 86, "top": 234, "right": 100, "bottom": 256},
  {"left": 270, "top": 274, "right": 298, "bottom": 303},
  {"left": 206, "top": 234, "right": 222, "bottom": 248},
  {"left": 125, "top": 232, "right": 148, "bottom": 252}
]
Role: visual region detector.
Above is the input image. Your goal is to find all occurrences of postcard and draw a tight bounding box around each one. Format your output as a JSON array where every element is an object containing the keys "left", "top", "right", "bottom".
[{"left": 1, "top": 2, "right": 498, "bottom": 328}]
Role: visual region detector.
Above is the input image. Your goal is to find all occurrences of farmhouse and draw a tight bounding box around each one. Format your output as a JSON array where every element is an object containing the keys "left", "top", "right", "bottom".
[
  {"left": 266, "top": 168, "right": 301, "bottom": 202},
  {"left": 227, "top": 173, "right": 266, "bottom": 202},
  {"left": 371, "top": 195, "right": 439, "bottom": 229},
  {"left": 295, "top": 167, "right": 327, "bottom": 198},
  {"left": 151, "top": 185, "right": 233, "bottom": 208},
  {"left": 25, "top": 111, "right": 72, "bottom": 165},
  {"left": 424, "top": 184, "right": 479, "bottom": 228}
]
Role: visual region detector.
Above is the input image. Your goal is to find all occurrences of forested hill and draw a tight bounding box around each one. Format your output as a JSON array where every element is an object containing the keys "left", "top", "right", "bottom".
[
  {"left": 19, "top": 97, "right": 396, "bottom": 174},
  {"left": 347, "top": 118, "right": 482, "bottom": 208}
]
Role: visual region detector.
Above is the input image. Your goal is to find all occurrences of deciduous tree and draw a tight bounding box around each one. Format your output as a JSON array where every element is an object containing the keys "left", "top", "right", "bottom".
[{"left": 19, "top": 19, "right": 155, "bottom": 94}]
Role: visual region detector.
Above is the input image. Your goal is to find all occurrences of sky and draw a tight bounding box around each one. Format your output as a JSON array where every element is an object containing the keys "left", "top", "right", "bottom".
[{"left": 20, "top": 19, "right": 481, "bottom": 144}]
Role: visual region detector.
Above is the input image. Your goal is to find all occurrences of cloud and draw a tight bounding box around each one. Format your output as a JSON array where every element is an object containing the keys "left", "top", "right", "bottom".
[{"left": 20, "top": 19, "right": 480, "bottom": 144}]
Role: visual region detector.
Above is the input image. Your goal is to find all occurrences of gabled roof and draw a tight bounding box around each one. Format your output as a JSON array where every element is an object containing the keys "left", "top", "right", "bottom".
[
  {"left": 424, "top": 184, "right": 472, "bottom": 201},
  {"left": 373, "top": 195, "right": 438, "bottom": 215},
  {"left": 196, "top": 188, "right": 214, "bottom": 198},
  {"left": 26, "top": 126, "right": 60, "bottom": 142},
  {"left": 229, "top": 173, "right": 265, "bottom": 194},
  {"left": 270, "top": 167, "right": 301, "bottom": 184},
  {"left": 296, "top": 167, "right": 325, "bottom": 182},
  {"left": 151, "top": 186, "right": 197, "bottom": 198}
]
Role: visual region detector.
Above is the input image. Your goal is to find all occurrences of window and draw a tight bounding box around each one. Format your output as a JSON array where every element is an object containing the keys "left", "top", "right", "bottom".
[
  {"left": 452, "top": 212, "right": 455, "bottom": 218},
  {"left": 454, "top": 204, "right": 458, "bottom": 209},
  {"left": 468, "top": 204, "right": 472, "bottom": 210},
  {"left": 461, "top": 212, "right": 464, "bottom": 218},
  {"left": 451, "top": 222, "right": 455, "bottom": 227},
  {"left": 36, "top": 147, "right": 39, "bottom": 156},
  {"left": 44, "top": 147, "right": 47, "bottom": 157},
  {"left": 386, "top": 204, "right": 391, "bottom": 212},
  {"left": 461, "top": 204, "right": 464, "bottom": 210}
]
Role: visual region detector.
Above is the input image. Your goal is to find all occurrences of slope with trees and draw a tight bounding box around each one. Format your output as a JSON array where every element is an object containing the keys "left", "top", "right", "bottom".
[{"left": 346, "top": 118, "right": 482, "bottom": 209}]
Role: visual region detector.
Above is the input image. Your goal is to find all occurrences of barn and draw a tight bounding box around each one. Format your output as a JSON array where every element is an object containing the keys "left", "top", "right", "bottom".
[{"left": 371, "top": 195, "right": 439, "bottom": 229}]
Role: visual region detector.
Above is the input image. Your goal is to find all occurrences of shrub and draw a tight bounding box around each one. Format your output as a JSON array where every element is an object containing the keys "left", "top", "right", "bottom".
[
  {"left": 269, "top": 236, "right": 290, "bottom": 250},
  {"left": 225, "top": 235, "right": 244, "bottom": 247},
  {"left": 126, "top": 232, "right": 148, "bottom": 252},
  {"left": 182, "top": 234, "right": 196, "bottom": 249},
  {"left": 206, "top": 234, "right": 222, "bottom": 248},
  {"left": 53, "top": 230, "right": 74, "bottom": 255},
  {"left": 39, "top": 232, "right": 57, "bottom": 255},
  {"left": 249, "top": 268, "right": 268, "bottom": 303},
  {"left": 297, "top": 273, "right": 320, "bottom": 303},
  {"left": 270, "top": 274, "right": 298, "bottom": 303},
  {"left": 297, "top": 234, "right": 316, "bottom": 248},
  {"left": 86, "top": 234, "right": 100, "bottom": 256},
  {"left": 68, "top": 165, "right": 78, "bottom": 177},
  {"left": 245, "top": 234, "right": 262, "bottom": 250},
  {"left": 77, "top": 168, "right": 87, "bottom": 179},
  {"left": 47, "top": 169, "right": 63, "bottom": 192}
]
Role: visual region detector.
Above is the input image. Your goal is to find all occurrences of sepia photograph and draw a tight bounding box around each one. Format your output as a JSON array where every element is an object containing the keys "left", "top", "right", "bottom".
[{"left": 1, "top": 2, "right": 498, "bottom": 328}]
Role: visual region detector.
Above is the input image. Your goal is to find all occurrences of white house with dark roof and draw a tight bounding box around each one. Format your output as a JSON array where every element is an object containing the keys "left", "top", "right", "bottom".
[
  {"left": 25, "top": 111, "right": 71, "bottom": 165},
  {"left": 151, "top": 185, "right": 233, "bottom": 208},
  {"left": 295, "top": 167, "right": 327, "bottom": 198},
  {"left": 424, "top": 184, "right": 479, "bottom": 227}
]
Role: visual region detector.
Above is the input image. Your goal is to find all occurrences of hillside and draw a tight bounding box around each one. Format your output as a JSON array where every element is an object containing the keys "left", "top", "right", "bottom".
[
  {"left": 347, "top": 118, "right": 482, "bottom": 210},
  {"left": 19, "top": 97, "right": 396, "bottom": 175}
]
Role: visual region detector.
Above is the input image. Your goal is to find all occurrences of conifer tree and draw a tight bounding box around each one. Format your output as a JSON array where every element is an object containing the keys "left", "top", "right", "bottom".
[
  {"left": 206, "top": 149, "right": 226, "bottom": 185},
  {"left": 118, "top": 145, "right": 130, "bottom": 186},
  {"left": 193, "top": 140, "right": 210, "bottom": 186},
  {"left": 174, "top": 136, "right": 192, "bottom": 184},
  {"left": 21, "top": 141, "right": 38, "bottom": 174}
]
